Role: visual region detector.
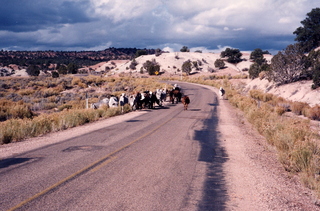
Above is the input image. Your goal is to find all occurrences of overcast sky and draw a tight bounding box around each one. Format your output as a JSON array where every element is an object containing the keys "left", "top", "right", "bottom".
[{"left": 0, "top": 0, "right": 318, "bottom": 54}]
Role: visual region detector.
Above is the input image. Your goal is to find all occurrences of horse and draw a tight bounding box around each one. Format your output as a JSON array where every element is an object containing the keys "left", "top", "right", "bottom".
[
  {"left": 156, "top": 89, "right": 166, "bottom": 106},
  {"left": 169, "top": 88, "right": 182, "bottom": 104},
  {"left": 128, "top": 94, "right": 137, "bottom": 110},
  {"left": 181, "top": 95, "right": 190, "bottom": 110},
  {"left": 109, "top": 96, "right": 118, "bottom": 108},
  {"left": 91, "top": 97, "right": 109, "bottom": 109},
  {"left": 150, "top": 91, "right": 162, "bottom": 108},
  {"left": 141, "top": 91, "right": 150, "bottom": 109},
  {"left": 134, "top": 92, "right": 142, "bottom": 110},
  {"left": 119, "top": 93, "right": 128, "bottom": 112}
]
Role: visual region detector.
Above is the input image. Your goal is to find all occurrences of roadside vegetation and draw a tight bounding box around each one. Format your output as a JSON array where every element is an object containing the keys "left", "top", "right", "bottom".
[{"left": 0, "top": 75, "right": 169, "bottom": 144}]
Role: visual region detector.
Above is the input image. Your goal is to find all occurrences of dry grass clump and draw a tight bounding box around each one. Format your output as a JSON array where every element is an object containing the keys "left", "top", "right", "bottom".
[
  {"left": 291, "top": 101, "right": 310, "bottom": 116},
  {"left": 249, "top": 89, "right": 274, "bottom": 102},
  {"left": 228, "top": 94, "right": 257, "bottom": 110},
  {"left": 275, "top": 105, "right": 287, "bottom": 116},
  {"left": 307, "top": 105, "right": 320, "bottom": 121},
  {"left": 17, "top": 89, "right": 36, "bottom": 96},
  {"left": 0, "top": 99, "right": 34, "bottom": 121},
  {"left": 0, "top": 105, "right": 130, "bottom": 144}
]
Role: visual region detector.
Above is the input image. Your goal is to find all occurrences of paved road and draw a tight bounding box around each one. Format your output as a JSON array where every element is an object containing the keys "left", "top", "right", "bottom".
[{"left": 0, "top": 82, "right": 226, "bottom": 211}]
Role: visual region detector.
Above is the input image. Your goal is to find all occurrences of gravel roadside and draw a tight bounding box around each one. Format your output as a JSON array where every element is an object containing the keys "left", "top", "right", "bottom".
[{"left": 203, "top": 84, "right": 320, "bottom": 210}]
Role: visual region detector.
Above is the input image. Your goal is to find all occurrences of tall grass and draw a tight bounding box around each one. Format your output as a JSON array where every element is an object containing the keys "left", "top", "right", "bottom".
[{"left": 0, "top": 105, "right": 131, "bottom": 144}]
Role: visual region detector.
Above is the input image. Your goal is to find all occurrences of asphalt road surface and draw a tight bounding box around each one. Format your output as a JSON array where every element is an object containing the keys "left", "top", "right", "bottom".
[{"left": 1, "top": 82, "right": 226, "bottom": 211}]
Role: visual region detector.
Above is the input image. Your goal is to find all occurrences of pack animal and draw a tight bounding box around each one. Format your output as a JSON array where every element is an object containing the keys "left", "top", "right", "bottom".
[
  {"left": 169, "top": 88, "right": 182, "bottom": 104},
  {"left": 109, "top": 96, "right": 119, "bottom": 108},
  {"left": 181, "top": 95, "right": 190, "bottom": 110},
  {"left": 91, "top": 97, "right": 109, "bottom": 109}
]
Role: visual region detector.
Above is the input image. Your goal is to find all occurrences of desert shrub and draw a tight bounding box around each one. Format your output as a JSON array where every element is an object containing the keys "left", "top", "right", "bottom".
[
  {"left": 307, "top": 105, "right": 320, "bottom": 120},
  {"left": 26, "top": 65, "right": 40, "bottom": 76},
  {"left": 249, "top": 89, "right": 264, "bottom": 101},
  {"left": 0, "top": 119, "right": 24, "bottom": 143},
  {"left": 6, "top": 93, "right": 23, "bottom": 102},
  {"left": 207, "top": 67, "right": 214, "bottom": 73},
  {"left": 181, "top": 60, "right": 192, "bottom": 75},
  {"left": 129, "top": 59, "right": 138, "bottom": 70},
  {"left": 143, "top": 59, "right": 160, "bottom": 75},
  {"left": 18, "top": 89, "right": 35, "bottom": 96},
  {"left": 276, "top": 102, "right": 291, "bottom": 112},
  {"left": 10, "top": 103, "right": 34, "bottom": 119},
  {"left": 52, "top": 71, "right": 59, "bottom": 78},
  {"left": 42, "top": 103, "right": 57, "bottom": 110},
  {"left": 263, "top": 93, "right": 274, "bottom": 102},
  {"left": 290, "top": 144, "right": 313, "bottom": 172},
  {"left": 67, "top": 63, "right": 78, "bottom": 74},
  {"left": 43, "top": 88, "right": 61, "bottom": 98},
  {"left": 249, "top": 63, "right": 261, "bottom": 79},
  {"left": 192, "top": 61, "right": 199, "bottom": 70},
  {"left": 275, "top": 105, "right": 287, "bottom": 116},
  {"left": 249, "top": 90, "right": 274, "bottom": 102},
  {"left": 214, "top": 59, "right": 225, "bottom": 69},
  {"left": 271, "top": 96, "right": 287, "bottom": 107},
  {"left": 291, "top": 101, "right": 310, "bottom": 115},
  {"left": 0, "top": 100, "right": 34, "bottom": 121},
  {"left": 84, "top": 75, "right": 106, "bottom": 86},
  {"left": 229, "top": 94, "right": 256, "bottom": 111},
  {"left": 71, "top": 77, "right": 87, "bottom": 88}
]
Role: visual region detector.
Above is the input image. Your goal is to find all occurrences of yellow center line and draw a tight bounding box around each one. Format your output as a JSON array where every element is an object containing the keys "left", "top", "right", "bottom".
[
  {"left": 7, "top": 114, "right": 177, "bottom": 211},
  {"left": 89, "top": 156, "right": 117, "bottom": 173}
]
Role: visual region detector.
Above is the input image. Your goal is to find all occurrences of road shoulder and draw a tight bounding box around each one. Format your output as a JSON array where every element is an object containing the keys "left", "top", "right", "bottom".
[{"left": 199, "top": 83, "right": 319, "bottom": 210}]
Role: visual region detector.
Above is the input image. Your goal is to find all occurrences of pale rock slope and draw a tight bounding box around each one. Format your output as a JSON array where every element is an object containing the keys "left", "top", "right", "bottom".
[{"left": 109, "top": 52, "right": 253, "bottom": 75}]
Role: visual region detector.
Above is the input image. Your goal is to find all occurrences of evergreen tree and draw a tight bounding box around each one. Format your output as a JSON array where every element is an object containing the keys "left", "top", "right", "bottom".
[
  {"left": 26, "top": 65, "right": 40, "bottom": 76},
  {"left": 180, "top": 46, "right": 190, "bottom": 52},
  {"left": 214, "top": 59, "right": 225, "bottom": 69},
  {"left": 220, "top": 48, "right": 242, "bottom": 63},
  {"left": 181, "top": 60, "right": 192, "bottom": 75},
  {"left": 294, "top": 8, "right": 320, "bottom": 53}
]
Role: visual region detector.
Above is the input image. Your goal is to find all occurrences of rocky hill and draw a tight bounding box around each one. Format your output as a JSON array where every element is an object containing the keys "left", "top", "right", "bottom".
[
  {"left": 99, "top": 51, "right": 272, "bottom": 77},
  {"left": 105, "top": 52, "right": 257, "bottom": 76}
]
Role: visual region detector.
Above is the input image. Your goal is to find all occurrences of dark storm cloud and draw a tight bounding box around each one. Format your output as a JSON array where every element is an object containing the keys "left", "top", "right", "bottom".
[
  {"left": 0, "top": 0, "right": 319, "bottom": 53},
  {"left": 0, "top": 0, "right": 92, "bottom": 32}
]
